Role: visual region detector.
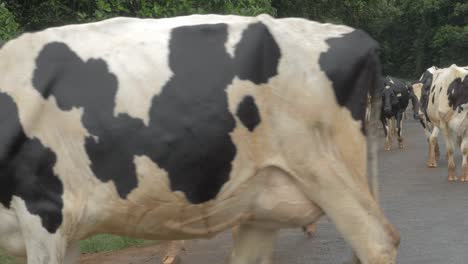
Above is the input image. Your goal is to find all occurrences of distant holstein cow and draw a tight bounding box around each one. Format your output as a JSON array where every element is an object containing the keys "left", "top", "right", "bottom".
[
  {"left": 380, "top": 76, "right": 416, "bottom": 150},
  {"left": 410, "top": 66, "right": 441, "bottom": 163},
  {"left": 412, "top": 65, "right": 468, "bottom": 181}
]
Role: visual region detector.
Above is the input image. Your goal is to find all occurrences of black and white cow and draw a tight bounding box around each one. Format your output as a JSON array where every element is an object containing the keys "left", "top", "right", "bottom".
[
  {"left": 380, "top": 76, "right": 413, "bottom": 150},
  {"left": 412, "top": 65, "right": 468, "bottom": 181},
  {"left": 0, "top": 14, "right": 399, "bottom": 264},
  {"left": 410, "top": 66, "right": 441, "bottom": 164}
]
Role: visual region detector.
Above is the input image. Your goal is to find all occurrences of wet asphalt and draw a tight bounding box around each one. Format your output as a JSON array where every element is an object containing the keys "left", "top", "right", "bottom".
[{"left": 173, "top": 120, "right": 468, "bottom": 264}]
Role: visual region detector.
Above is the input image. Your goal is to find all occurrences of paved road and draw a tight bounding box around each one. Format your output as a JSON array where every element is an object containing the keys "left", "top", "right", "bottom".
[{"left": 171, "top": 120, "right": 468, "bottom": 264}]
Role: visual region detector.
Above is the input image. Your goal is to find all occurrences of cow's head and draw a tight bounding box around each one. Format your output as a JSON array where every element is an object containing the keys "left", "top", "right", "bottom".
[
  {"left": 411, "top": 81, "right": 433, "bottom": 130},
  {"left": 381, "top": 85, "right": 398, "bottom": 117},
  {"left": 406, "top": 82, "right": 421, "bottom": 119},
  {"left": 419, "top": 66, "right": 437, "bottom": 92}
]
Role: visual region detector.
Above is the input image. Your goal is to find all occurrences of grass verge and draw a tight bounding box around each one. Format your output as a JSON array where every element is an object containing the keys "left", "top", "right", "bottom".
[
  {"left": 79, "top": 234, "right": 149, "bottom": 254},
  {"left": 0, "top": 251, "right": 15, "bottom": 264},
  {"left": 0, "top": 234, "right": 152, "bottom": 263}
]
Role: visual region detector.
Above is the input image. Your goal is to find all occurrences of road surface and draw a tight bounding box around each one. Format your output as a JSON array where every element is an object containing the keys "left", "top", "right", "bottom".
[{"left": 81, "top": 120, "right": 468, "bottom": 264}]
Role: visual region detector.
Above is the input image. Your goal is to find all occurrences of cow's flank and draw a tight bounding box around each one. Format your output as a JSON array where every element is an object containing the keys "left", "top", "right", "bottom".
[
  {"left": 236, "top": 96, "right": 261, "bottom": 132},
  {"left": 32, "top": 22, "right": 280, "bottom": 204}
]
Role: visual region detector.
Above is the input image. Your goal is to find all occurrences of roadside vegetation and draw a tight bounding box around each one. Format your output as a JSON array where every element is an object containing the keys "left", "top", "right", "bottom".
[
  {"left": 1, "top": 0, "right": 466, "bottom": 79},
  {"left": 0, "top": 234, "right": 151, "bottom": 263}
]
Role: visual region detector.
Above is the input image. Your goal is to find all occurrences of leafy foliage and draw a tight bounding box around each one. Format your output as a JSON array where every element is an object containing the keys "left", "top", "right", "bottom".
[
  {"left": 432, "top": 24, "right": 468, "bottom": 67},
  {"left": 0, "top": 2, "right": 19, "bottom": 40},
  {"left": 272, "top": 0, "right": 467, "bottom": 79},
  {"left": 0, "top": 0, "right": 466, "bottom": 79}
]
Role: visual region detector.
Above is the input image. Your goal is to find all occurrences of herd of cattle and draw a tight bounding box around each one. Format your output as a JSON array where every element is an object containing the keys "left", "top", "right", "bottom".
[
  {"left": 377, "top": 65, "right": 468, "bottom": 182},
  {"left": 0, "top": 13, "right": 466, "bottom": 264}
]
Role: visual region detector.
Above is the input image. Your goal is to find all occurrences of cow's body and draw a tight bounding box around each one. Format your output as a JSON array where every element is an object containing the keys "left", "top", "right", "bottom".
[
  {"left": 380, "top": 76, "right": 411, "bottom": 150},
  {"left": 0, "top": 14, "right": 398, "bottom": 264},
  {"left": 413, "top": 65, "right": 468, "bottom": 181}
]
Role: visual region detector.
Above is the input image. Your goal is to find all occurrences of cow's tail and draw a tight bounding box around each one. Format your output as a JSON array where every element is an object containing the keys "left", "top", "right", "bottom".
[
  {"left": 350, "top": 51, "right": 383, "bottom": 264},
  {"left": 367, "top": 52, "right": 382, "bottom": 203}
]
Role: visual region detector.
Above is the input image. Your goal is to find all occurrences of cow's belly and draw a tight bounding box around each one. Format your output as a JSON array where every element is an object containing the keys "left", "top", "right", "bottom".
[
  {"left": 248, "top": 167, "right": 322, "bottom": 228},
  {"left": 426, "top": 102, "right": 440, "bottom": 125},
  {"left": 449, "top": 112, "right": 468, "bottom": 134},
  {"left": 86, "top": 167, "right": 321, "bottom": 241}
]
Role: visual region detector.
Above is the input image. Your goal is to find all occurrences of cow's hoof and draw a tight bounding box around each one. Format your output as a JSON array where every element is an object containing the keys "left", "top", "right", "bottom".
[
  {"left": 162, "top": 256, "right": 180, "bottom": 264},
  {"left": 384, "top": 142, "right": 391, "bottom": 151},
  {"left": 399, "top": 143, "right": 404, "bottom": 149},
  {"left": 302, "top": 224, "right": 316, "bottom": 238},
  {"left": 448, "top": 176, "right": 458, "bottom": 182},
  {"left": 426, "top": 161, "right": 437, "bottom": 168}
]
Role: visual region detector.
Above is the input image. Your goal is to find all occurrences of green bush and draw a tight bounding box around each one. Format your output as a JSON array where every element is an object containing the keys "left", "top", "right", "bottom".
[{"left": 0, "top": 2, "right": 19, "bottom": 41}]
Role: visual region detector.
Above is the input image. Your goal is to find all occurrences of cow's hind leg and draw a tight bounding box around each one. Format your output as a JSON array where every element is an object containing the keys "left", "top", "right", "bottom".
[
  {"left": 13, "top": 199, "right": 68, "bottom": 264},
  {"left": 435, "top": 141, "right": 441, "bottom": 161},
  {"left": 64, "top": 241, "right": 80, "bottom": 264},
  {"left": 161, "top": 241, "right": 185, "bottom": 264},
  {"left": 229, "top": 223, "right": 276, "bottom": 264},
  {"left": 427, "top": 127, "right": 440, "bottom": 167}
]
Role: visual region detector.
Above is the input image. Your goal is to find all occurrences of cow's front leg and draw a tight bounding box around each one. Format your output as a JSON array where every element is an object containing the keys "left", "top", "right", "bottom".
[
  {"left": 441, "top": 123, "right": 456, "bottom": 181},
  {"left": 381, "top": 117, "right": 391, "bottom": 151},
  {"left": 435, "top": 141, "right": 441, "bottom": 161},
  {"left": 12, "top": 199, "right": 68, "bottom": 264},
  {"left": 460, "top": 138, "right": 468, "bottom": 182},
  {"left": 230, "top": 223, "right": 276, "bottom": 264},
  {"left": 427, "top": 127, "right": 440, "bottom": 167},
  {"left": 298, "top": 158, "right": 399, "bottom": 264},
  {"left": 161, "top": 241, "right": 185, "bottom": 264},
  {"left": 302, "top": 223, "right": 317, "bottom": 238},
  {"left": 387, "top": 118, "right": 396, "bottom": 150},
  {"left": 396, "top": 112, "right": 404, "bottom": 149}
]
